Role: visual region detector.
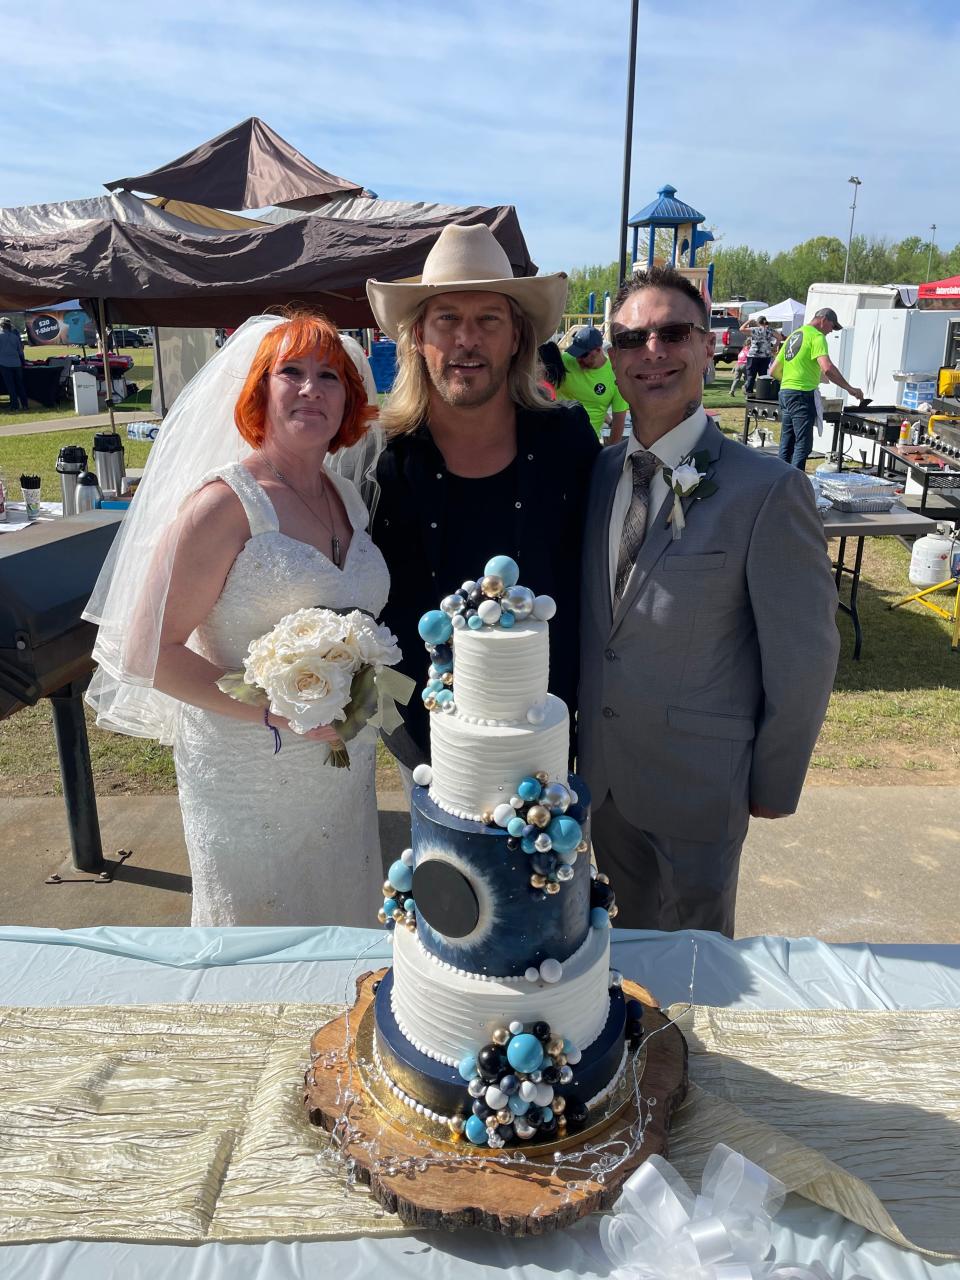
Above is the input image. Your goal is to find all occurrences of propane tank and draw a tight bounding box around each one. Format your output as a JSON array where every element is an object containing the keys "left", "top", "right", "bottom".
[{"left": 909, "top": 533, "right": 955, "bottom": 587}]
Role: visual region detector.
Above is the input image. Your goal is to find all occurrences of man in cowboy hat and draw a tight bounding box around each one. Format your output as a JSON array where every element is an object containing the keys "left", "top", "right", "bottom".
[{"left": 367, "top": 222, "right": 600, "bottom": 776}]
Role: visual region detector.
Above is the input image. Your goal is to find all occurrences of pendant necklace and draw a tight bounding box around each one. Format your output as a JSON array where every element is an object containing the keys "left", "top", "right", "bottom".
[{"left": 258, "top": 451, "right": 342, "bottom": 568}]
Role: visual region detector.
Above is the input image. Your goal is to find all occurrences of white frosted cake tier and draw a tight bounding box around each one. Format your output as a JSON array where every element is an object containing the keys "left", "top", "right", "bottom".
[
  {"left": 451, "top": 621, "right": 549, "bottom": 723},
  {"left": 390, "top": 920, "right": 611, "bottom": 1064},
  {"left": 429, "top": 695, "right": 569, "bottom": 820}
]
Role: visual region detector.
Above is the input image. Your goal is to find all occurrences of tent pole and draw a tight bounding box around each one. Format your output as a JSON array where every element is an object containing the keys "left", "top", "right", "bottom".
[
  {"left": 96, "top": 297, "right": 117, "bottom": 432},
  {"left": 153, "top": 328, "right": 167, "bottom": 416}
]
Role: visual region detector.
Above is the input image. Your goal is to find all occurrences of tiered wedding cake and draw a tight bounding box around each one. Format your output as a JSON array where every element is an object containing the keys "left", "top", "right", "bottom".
[{"left": 372, "top": 556, "right": 642, "bottom": 1148}]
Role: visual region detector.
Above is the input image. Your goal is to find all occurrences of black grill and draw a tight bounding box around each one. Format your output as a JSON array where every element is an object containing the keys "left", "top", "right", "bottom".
[{"left": 0, "top": 511, "right": 123, "bottom": 871}]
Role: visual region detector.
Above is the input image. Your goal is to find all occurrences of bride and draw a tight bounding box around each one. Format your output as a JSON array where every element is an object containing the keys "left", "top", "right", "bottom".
[{"left": 84, "top": 312, "right": 391, "bottom": 926}]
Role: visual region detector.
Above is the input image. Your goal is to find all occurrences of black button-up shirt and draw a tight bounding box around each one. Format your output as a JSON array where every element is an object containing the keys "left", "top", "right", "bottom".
[{"left": 371, "top": 402, "right": 600, "bottom": 768}]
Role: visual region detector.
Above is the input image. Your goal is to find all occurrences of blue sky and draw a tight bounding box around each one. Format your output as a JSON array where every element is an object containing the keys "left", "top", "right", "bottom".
[{"left": 2, "top": 0, "right": 958, "bottom": 273}]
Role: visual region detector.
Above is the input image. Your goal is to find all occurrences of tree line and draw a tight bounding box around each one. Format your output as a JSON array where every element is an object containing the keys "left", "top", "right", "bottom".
[{"left": 565, "top": 234, "right": 960, "bottom": 315}]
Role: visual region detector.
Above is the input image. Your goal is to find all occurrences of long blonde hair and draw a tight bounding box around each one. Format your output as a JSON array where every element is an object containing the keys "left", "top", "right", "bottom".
[{"left": 379, "top": 296, "right": 554, "bottom": 436}]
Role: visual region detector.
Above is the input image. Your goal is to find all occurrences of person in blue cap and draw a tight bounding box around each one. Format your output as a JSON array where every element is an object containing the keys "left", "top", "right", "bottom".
[{"left": 555, "top": 325, "right": 629, "bottom": 444}]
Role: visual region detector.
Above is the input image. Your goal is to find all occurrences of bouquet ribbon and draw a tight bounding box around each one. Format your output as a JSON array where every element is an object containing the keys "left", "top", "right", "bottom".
[
  {"left": 370, "top": 667, "right": 415, "bottom": 735},
  {"left": 600, "top": 1143, "right": 868, "bottom": 1279}
]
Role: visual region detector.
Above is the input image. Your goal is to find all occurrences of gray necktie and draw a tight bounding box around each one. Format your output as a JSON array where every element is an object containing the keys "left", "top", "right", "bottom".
[{"left": 614, "top": 449, "right": 660, "bottom": 606}]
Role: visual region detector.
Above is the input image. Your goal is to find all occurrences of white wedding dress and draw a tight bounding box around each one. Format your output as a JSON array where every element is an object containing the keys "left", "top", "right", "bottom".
[{"left": 174, "top": 462, "right": 390, "bottom": 927}]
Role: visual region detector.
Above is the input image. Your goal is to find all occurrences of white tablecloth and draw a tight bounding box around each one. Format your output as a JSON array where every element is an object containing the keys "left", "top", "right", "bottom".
[{"left": 0, "top": 926, "right": 957, "bottom": 1280}]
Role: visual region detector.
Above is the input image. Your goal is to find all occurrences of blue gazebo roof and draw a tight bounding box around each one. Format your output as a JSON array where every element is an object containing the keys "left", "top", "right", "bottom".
[{"left": 628, "top": 184, "right": 704, "bottom": 228}]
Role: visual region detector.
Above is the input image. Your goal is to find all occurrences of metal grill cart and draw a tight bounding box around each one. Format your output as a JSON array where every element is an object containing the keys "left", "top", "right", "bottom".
[{"left": 0, "top": 511, "right": 122, "bottom": 876}]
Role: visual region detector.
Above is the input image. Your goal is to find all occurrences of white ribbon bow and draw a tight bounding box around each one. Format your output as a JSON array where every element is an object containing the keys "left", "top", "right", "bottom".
[{"left": 599, "top": 1144, "right": 868, "bottom": 1280}]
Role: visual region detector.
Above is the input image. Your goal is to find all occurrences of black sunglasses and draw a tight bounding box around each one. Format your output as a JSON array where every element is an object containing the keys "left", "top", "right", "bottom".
[{"left": 610, "top": 322, "right": 708, "bottom": 351}]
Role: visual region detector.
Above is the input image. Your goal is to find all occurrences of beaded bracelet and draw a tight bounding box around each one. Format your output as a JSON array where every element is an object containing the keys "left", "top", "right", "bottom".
[{"left": 263, "top": 707, "right": 282, "bottom": 754}]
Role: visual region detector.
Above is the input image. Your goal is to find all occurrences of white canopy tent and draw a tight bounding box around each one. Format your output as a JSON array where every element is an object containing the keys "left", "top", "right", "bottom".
[{"left": 749, "top": 298, "right": 805, "bottom": 333}]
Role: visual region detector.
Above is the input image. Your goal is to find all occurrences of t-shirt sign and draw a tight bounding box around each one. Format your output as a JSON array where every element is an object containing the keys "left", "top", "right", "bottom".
[
  {"left": 557, "top": 351, "right": 629, "bottom": 436},
  {"left": 779, "top": 324, "right": 828, "bottom": 392}
]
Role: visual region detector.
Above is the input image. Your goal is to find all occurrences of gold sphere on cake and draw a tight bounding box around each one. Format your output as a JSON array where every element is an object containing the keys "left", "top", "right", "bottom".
[
  {"left": 547, "top": 1036, "right": 564, "bottom": 1057},
  {"left": 404, "top": 919, "right": 417, "bottom": 932},
  {"left": 496, "top": 1108, "right": 513, "bottom": 1125},
  {"left": 552, "top": 1094, "right": 566, "bottom": 1115},
  {"left": 535, "top": 770, "right": 550, "bottom": 785},
  {"left": 527, "top": 804, "right": 551, "bottom": 828},
  {"left": 392, "top": 908, "right": 404, "bottom": 922},
  {"left": 596, "top": 872, "right": 610, "bottom": 884},
  {"left": 492, "top": 1026, "right": 510, "bottom": 1045},
  {"left": 442, "top": 672, "right": 454, "bottom": 686},
  {"left": 376, "top": 908, "right": 387, "bottom": 924},
  {"left": 545, "top": 880, "right": 561, "bottom": 895},
  {"left": 530, "top": 872, "right": 547, "bottom": 889},
  {"left": 382, "top": 880, "right": 394, "bottom": 897},
  {"left": 609, "top": 904, "right": 619, "bottom": 919},
  {"left": 556, "top": 1116, "right": 567, "bottom": 1135},
  {"left": 576, "top": 840, "right": 590, "bottom": 854},
  {"left": 481, "top": 574, "right": 504, "bottom": 597},
  {"left": 424, "top": 695, "right": 437, "bottom": 711},
  {"left": 481, "top": 810, "right": 494, "bottom": 826}
]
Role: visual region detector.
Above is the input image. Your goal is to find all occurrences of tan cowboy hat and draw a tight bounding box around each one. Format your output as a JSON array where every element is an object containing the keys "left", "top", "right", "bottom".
[{"left": 366, "top": 223, "right": 568, "bottom": 343}]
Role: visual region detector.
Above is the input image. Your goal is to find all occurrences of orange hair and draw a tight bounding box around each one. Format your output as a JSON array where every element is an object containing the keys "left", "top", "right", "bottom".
[{"left": 234, "top": 311, "right": 376, "bottom": 452}]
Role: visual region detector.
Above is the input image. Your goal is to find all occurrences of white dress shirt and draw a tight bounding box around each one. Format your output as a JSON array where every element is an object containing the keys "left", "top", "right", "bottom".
[{"left": 607, "top": 406, "right": 709, "bottom": 601}]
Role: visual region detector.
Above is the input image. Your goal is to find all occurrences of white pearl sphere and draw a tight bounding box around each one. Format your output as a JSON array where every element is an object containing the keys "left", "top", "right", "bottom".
[
  {"left": 519, "top": 1080, "right": 538, "bottom": 1102},
  {"left": 539, "top": 957, "right": 563, "bottom": 984},
  {"left": 534, "top": 1082, "right": 554, "bottom": 1107},
  {"left": 461, "top": 580, "right": 477, "bottom": 593},
  {"left": 524, "top": 966, "right": 540, "bottom": 983},
  {"left": 477, "top": 599, "right": 502, "bottom": 626},
  {"left": 532, "top": 594, "right": 557, "bottom": 621},
  {"left": 451, "top": 614, "right": 467, "bottom": 629},
  {"left": 412, "top": 764, "right": 433, "bottom": 786},
  {"left": 493, "top": 802, "right": 515, "bottom": 828},
  {"left": 508, "top": 1020, "right": 524, "bottom": 1034},
  {"left": 534, "top": 833, "right": 553, "bottom": 853},
  {"left": 565, "top": 1045, "right": 582, "bottom": 1065},
  {"left": 485, "top": 1086, "right": 508, "bottom": 1110},
  {"left": 401, "top": 847, "right": 414, "bottom": 867},
  {"left": 510, "top": 795, "right": 524, "bottom": 809},
  {"left": 526, "top": 705, "right": 546, "bottom": 725}
]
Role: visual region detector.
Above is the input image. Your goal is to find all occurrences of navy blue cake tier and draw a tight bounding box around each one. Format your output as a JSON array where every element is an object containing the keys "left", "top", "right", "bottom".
[
  {"left": 409, "top": 775, "right": 592, "bottom": 977},
  {"left": 373, "top": 967, "right": 628, "bottom": 1121}
]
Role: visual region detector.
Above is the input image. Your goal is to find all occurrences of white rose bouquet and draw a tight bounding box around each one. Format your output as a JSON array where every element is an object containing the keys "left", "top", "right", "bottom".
[{"left": 217, "top": 607, "right": 411, "bottom": 767}]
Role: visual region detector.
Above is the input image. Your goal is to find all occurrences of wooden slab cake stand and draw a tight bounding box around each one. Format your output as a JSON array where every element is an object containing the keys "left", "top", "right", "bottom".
[{"left": 304, "top": 970, "right": 688, "bottom": 1235}]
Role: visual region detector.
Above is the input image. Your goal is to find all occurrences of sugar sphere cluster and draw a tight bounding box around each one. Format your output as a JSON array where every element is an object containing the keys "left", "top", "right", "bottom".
[{"left": 452, "top": 1020, "right": 586, "bottom": 1147}]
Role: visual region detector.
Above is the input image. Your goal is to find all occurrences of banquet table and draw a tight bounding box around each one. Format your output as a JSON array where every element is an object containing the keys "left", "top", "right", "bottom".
[{"left": 0, "top": 925, "right": 957, "bottom": 1280}]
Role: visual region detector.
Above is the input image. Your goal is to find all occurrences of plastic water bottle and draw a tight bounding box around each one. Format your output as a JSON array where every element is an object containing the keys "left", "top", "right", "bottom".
[{"left": 126, "top": 421, "right": 160, "bottom": 441}]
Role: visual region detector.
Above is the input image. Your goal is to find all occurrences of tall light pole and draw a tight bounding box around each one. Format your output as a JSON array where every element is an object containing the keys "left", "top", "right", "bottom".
[
  {"left": 926, "top": 223, "right": 937, "bottom": 282},
  {"left": 843, "top": 176, "right": 862, "bottom": 284},
  {"left": 617, "top": 0, "right": 640, "bottom": 285}
]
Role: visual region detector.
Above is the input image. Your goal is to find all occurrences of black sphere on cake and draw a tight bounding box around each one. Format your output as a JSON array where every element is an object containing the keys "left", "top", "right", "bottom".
[{"left": 373, "top": 556, "right": 629, "bottom": 1148}]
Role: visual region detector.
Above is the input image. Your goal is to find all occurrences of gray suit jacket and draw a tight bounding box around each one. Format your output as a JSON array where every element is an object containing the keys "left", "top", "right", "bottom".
[{"left": 579, "top": 417, "right": 840, "bottom": 843}]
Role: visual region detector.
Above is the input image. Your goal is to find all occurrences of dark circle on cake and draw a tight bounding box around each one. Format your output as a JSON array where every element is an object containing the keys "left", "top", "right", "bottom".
[
  {"left": 564, "top": 1096, "right": 588, "bottom": 1129},
  {"left": 411, "top": 858, "right": 480, "bottom": 937},
  {"left": 531, "top": 1020, "right": 552, "bottom": 1042},
  {"left": 477, "top": 1044, "right": 503, "bottom": 1079}
]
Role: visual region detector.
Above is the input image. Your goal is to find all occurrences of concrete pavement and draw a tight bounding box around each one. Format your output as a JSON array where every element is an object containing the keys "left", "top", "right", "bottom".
[
  {"left": 0, "top": 410, "right": 159, "bottom": 439},
  {"left": 0, "top": 785, "right": 957, "bottom": 942}
]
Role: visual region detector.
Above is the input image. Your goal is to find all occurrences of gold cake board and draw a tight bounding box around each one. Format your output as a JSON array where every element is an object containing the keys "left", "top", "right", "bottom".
[{"left": 303, "top": 970, "right": 688, "bottom": 1235}]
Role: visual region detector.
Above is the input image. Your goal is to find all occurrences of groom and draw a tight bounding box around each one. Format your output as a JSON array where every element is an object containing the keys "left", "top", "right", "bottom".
[{"left": 578, "top": 266, "right": 840, "bottom": 936}]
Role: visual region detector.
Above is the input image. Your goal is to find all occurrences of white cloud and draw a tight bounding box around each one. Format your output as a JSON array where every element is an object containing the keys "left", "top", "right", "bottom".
[{"left": 1, "top": 0, "right": 957, "bottom": 273}]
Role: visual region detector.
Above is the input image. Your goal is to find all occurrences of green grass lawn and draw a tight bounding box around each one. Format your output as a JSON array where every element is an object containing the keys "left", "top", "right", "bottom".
[
  {"left": 0, "top": 429, "right": 155, "bottom": 501},
  {"left": 1, "top": 344, "right": 154, "bottom": 426},
  {"left": 1, "top": 365, "right": 957, "bottom": 795}
]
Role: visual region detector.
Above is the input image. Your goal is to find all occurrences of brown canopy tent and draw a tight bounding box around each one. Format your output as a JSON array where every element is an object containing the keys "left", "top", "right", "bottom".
[
  {"left": 0, "top": 202, "right": 535, "bottom": 329},
  {"left": 105, "top": 116, "right": 368, "bottom": 212}
]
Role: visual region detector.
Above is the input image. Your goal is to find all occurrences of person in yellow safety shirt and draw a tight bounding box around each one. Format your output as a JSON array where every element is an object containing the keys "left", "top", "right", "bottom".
[
  {"left": 556, "top": 326, "right": 629, "bottom": 444},
  {"left": 769, "top": 307, "right": 863, "bottom": 468}
]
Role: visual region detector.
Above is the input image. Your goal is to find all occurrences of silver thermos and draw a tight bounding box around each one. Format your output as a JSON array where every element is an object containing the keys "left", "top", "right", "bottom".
[
  {"left": 56, "top": 444, "right": 88, "bottom": 517},
  {"left": 75, "top": 470, "right": 103, "bottom": 513},
  {"left": 92, "top": 431, "right": 126, "bottom": 497}
]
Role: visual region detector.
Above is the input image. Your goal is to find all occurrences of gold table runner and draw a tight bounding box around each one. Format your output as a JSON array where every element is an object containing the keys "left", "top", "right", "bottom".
[{"left": 0, "top": 1001, "right": 956, "bottom": 1254}]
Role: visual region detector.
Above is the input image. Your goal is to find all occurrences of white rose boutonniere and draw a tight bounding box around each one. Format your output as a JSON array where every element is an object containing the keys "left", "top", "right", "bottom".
[{"left": 661, "top": 449, "right": 718, "bottom": 540}]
